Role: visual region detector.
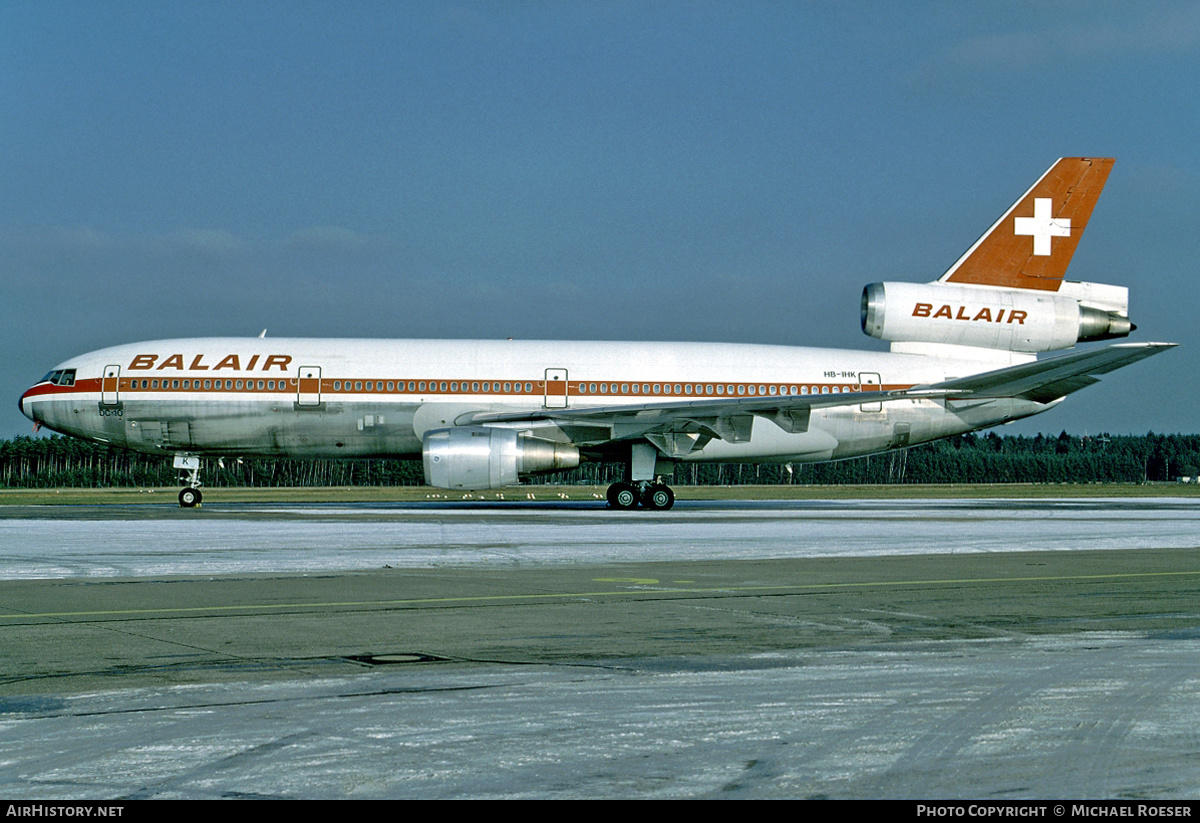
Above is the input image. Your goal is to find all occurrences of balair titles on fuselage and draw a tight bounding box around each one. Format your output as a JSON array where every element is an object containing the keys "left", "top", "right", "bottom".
[{"left": 128, "top": 353, "right": 294, "bottom": 372}]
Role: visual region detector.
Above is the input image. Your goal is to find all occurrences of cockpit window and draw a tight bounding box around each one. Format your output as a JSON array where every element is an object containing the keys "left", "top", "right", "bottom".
[{"left": 41, "top": 369, "right": 76, "bottom": 387}]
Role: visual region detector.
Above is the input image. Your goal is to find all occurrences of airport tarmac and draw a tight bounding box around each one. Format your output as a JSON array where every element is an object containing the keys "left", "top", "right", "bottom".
[{"left": 2, "top": 498, "right": 1199, "bottom": 799}]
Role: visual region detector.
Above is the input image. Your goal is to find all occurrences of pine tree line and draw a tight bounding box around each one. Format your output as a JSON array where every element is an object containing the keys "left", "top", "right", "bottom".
[{"left": 3, "top": 431, "right": 1198, "bottom": 489}]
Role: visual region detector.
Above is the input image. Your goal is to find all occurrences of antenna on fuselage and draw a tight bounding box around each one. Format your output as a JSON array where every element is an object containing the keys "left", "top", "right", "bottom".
[{"left": 258, "top": 329, "right": 267, "bottom": 338}]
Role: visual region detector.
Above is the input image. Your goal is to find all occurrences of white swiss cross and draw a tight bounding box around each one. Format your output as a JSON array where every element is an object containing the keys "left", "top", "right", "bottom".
[{"left": 1014, "top": 197, "right": 1070, "bottom": 256}]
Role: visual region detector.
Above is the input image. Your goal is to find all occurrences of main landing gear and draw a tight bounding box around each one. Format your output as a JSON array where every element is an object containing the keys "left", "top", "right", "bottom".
[
  {"left": 174, "top": 454, "right": 203, "bottom": 508},
  {"left": 606, "top": 480, "right": 675, "bottom": 510},
  {"left": 606, "top": 442, "right": 675, "bottom": 510}
]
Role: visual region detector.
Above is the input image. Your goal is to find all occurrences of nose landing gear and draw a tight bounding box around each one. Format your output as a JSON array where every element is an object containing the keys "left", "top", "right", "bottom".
[{"left": 174, "top": 454, "right": 203, "bottom": 508}]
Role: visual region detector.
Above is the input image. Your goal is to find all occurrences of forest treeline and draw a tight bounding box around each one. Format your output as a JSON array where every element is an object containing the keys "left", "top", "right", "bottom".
[{"left": 2, "top": 431, "right": 1198, "bottom": 488}]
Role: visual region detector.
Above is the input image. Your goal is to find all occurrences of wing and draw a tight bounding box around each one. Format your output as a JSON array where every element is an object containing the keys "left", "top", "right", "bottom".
[
  {"left": 460, "top": 342, "right": 1174, "bottom": 454},
  {"left": 926, "top": 342, "right": 1174, "bottom": 403}
]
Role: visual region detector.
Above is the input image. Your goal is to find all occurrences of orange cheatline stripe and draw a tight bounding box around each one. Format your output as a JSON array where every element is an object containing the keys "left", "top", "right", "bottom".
[{"left": 35, "top": 376, "right": 912, "bottom": 400}]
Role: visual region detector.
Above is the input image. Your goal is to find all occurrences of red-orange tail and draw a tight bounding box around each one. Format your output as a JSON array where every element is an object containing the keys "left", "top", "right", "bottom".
[{"left": 939, "top": 157, "right": 1114, "bottom": 292}]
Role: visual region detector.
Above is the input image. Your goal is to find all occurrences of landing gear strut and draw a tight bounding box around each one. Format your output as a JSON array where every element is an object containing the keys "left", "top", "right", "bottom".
[{"left": 174, "top": 454, "right": 203, "bottom": 508}]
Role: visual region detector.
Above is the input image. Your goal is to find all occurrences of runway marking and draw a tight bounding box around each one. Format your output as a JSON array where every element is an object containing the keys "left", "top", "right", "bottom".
[
  {"left": 3, "top": 568, "right": 1200, "bottom": 622},
  {"left": 592, "top": 577, "right": 660, "bottom": 584}
]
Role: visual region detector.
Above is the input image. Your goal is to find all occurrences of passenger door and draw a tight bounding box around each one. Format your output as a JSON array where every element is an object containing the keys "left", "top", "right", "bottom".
[
  {"left": 544, "top": 368, "right": 568, "bottom": 408},
  {"left": 297, "top": 366, "right": 322, "bottom": 407},
  {"left": 101, "top": 365, "right": 121, "bottom": 406}
]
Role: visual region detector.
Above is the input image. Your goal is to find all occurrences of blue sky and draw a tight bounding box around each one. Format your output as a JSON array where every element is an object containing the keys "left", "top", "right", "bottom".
[{"left": 3, "top": 1, "right": 1197, "bottom": 439}]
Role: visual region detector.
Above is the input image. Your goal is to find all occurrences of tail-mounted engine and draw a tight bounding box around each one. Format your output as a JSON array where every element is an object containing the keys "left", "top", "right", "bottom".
[
  {"left": 861, "top": 281, "right": 1133, "bottom": 353},
  {"left": 422, "top": 427, "right": 581, "bottom": 490}
]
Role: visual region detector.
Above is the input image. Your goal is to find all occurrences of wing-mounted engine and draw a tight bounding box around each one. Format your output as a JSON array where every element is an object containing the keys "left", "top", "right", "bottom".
[
  {"left": 860, "top": 280, "right": 1133, "bottom": 353},
  {"left": 422, "top": 427, "right": 580, "bottom": 490}
]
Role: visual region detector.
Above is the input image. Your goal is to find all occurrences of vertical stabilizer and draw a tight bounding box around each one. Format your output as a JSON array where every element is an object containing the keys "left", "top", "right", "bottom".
[{"left": 939, "top": 157, "right": 1114, "bottom": 292}]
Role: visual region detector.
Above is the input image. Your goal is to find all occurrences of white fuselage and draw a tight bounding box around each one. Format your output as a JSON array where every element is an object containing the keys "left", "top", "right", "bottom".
[{"left": 20, "top": 336, "right": 1052, "bottom": 467}]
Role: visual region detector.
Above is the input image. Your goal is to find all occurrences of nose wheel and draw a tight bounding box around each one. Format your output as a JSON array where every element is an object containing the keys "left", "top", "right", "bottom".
[{"left": 178, "top": 487, "right": 203, "bottom": 508}]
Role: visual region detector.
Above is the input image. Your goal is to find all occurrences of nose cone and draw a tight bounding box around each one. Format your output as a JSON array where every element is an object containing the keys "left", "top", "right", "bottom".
[{"left": 18, "top": 386, "right": 37, "bottom": 423}]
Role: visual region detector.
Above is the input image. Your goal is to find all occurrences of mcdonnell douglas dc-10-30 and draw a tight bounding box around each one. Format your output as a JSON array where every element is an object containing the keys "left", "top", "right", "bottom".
[{"left": 19, "top": 158, "right": 1174, "bottom": 508}]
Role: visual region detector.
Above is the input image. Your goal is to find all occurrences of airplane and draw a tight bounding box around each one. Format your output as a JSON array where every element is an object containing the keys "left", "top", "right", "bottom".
[{"left": 19, "top": 157, "right": 1174, "bottom": 509}]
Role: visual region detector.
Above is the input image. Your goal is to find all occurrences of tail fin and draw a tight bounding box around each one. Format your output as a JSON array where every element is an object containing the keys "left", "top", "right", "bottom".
[{"left": 939, "top": 157, "right": 1114, "bottom": 292}]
